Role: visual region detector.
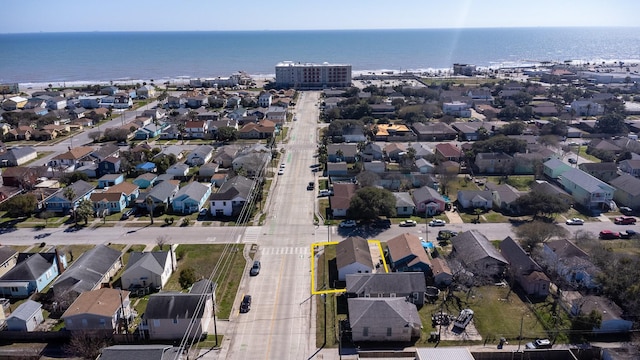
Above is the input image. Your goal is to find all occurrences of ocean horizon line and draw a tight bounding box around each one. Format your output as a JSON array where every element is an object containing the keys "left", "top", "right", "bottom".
[{"left": 3, "top": 25, "right": 639, "bottom": 36}]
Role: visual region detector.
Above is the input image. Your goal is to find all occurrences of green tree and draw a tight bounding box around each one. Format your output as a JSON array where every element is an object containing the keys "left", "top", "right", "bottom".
[
  {"left": 63, "top": 187, "right": 77, "bottom": 223},
  {"left": 0, "top": 194, "right": 37, "bottom": 217},
  {"left": 514, "top": 191, "right": 571, "bottom": 219},
  {"left": 594, "top": 113, "right": 627, "bottom": 134},
  {"left": 218, "top": 126, "right": 238, "bottom": 142},
  {"left": 75, "top": 199, "right": 94, "bottom": 225},
  {"left": 570, "top": 309, "right": 602, "bottom": 343},
  {"left": 60, "top": 172, "right": 89, "bottom": 186},
  {"left": 499, "top": 121, "right": 526, "bottom": 135},
  {"left": 347, "top": 187, "right": 396, "bottom": 220},
  {"left": 179, "top": 267, "right": 197, "bottom": 289},
  {"left": 146, "top": 196, "right": 155, "bottom": 225}
]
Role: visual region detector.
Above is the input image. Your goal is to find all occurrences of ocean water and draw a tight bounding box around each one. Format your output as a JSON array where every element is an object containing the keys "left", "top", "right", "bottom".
[{"left": 0, "top": 27, "right": 639, "bottom": 86}]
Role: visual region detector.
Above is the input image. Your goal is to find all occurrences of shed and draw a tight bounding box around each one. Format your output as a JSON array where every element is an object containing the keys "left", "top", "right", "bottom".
[{"left": 5, "top": 300, "right": 43, "bottom": 331}]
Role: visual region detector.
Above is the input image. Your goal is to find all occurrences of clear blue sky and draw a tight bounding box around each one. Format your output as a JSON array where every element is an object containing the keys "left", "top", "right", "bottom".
[{"left": 2, "top": 0, "right": 639, "bottom": 33}]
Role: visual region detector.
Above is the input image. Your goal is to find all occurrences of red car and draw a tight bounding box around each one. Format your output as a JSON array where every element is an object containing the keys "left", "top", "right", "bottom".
[
  {"left": 599, "top": 230, "right": 621, "bottom": 240},
  {"left": 614, "top": 216, "right": 637, "bottom": 225}
]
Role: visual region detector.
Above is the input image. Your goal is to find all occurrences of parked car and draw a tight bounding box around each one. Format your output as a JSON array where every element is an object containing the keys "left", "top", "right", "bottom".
[
  {"left": 620, "top": 230, "right": 638, "bottom": 239},
  {"left": 599, "top": 230, "right": 621, "bottom": 240},
  {"left": 280, "top": 163, "right": 286, "bottom": 168},
  {"left": 619, "top": 206, "right": 634, "bottom": 215},
  {"left": 307, "top": 181, "right": 315, "bottom": 190},
  {"left": 250, "top": 260, "right": 261, "bottom": 276},
  {"left": 399, "top": 219, "right": 417, "bottom": 227},
  {"left": 437, "top": 230, "right": 458, "bottom": 240},
  {"left": 614, "top": 216, "right": 636, "bottom": 225},
  {"left": 568, "top": 158, "right": 577, "bottom": 164},
  {"left": 565, "top": 218, "right": 584, "bottom": 225},
  {"left": 278, "top": 168, "right": 285, "bottom": 175},
  {"left": 240, "top": 295, "right": 252, "bottom": 313},
  {"left": 371, "top": 219, "right": 391, "bottom": 229},
  {"left": 525, "top": 338, "right": 552, "bottom": 349},
  {"left": 428, "top": 219, "right": 446, "bottom": 227},
  {"left": 199, "top": 208, "right": 209, "bottom": 216},
  {"left": 339, "top": 220, "right": 357, "bottom": 228},
  {"left": 318, "top": 189, "right": 333, "bottom": 197},
  {"left": 120, "top": 208, "right": 136, "bottom": 220}
]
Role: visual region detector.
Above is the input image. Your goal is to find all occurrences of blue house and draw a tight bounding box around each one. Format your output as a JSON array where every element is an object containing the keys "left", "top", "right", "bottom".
[
  {"left": 385, "top": 233, "right": 432, "bottom": 273},
  {"left": 45, "top": 180, "right": 95, "bottom": 214},
  {"left": 136, "top": 161, "right": 157, "bottom": 173},
  {"left": 172, "top": 182, "right": 212, "bottom": 214},
  {"left": 0, "top": 251, "right": 66, "bottom": 298},
  {"left": 90, "top": 191, "right": 127, "bottom": 214},
  {"left": 97, "top": 174, "right": 124, "bottom": 189},
  {"left": 135, "top": 124, "right": 167, "bottom": 140},
  {"left": 133, "top": 173, "right": 157, "bottom": 189},
  {"left": 97, "top": 156, "right": 122, "bottom": 177}
]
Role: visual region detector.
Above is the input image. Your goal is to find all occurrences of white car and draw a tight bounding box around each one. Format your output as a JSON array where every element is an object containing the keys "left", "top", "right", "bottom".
[
  {"left": 428, "top": 219, "right": 446, "bottom": 227},
  {"left": 399, "top": 220, "right": 417, "bottom": 227},
  {"left": 280, "top": 163, "right": 286, "bottom": 168},
  {"left": 339, "top": 220, "right": 357, "bottom": 228},
  {"left": 277, "top": 168, "right": 285, "bottom": 175},
  {"left": 566, "top": 217, "right": 584, "bottom": 225}
]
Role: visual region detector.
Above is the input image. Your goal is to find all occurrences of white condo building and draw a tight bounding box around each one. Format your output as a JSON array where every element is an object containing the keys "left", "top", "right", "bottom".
[{"left": 275, "top": 61, "right": 352, "bottom": 89}]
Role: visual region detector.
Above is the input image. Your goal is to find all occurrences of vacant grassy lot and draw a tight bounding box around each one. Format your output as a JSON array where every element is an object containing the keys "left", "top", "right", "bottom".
[
  {"left": 487, "top": 175, "right": 535, "bottom": 191},
  {"left": 163, "top": 244, "right": 246, "bottom": 319},
  {"left": 315, "top": 245, "right": 344, "bottom": 348}
]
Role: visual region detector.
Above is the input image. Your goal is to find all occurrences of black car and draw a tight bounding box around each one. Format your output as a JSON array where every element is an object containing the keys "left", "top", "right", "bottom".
[
  {"left": 307, "top": 182, "right": 315, "bottom": 190},
  {"left": 240, "top": 295, "right": 252, "bottom": 313},
  {"left": 120, "top": 208, "right": 136, "bottom": 220},
  {"left": 371, "top": 219, "right": 391, "bottom": 229}
]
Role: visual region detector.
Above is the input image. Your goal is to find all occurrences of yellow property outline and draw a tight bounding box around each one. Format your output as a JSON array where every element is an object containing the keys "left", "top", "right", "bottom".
[{"left": 310, "top": 239, "right": 389, "bottom": 295}]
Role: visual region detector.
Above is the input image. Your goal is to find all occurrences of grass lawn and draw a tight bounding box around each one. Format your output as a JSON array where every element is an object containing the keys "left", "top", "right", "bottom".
[
  {"left": 318, "top": 199, "right": 330, "bottom": 223},
  {"left": 445, "top": 177, "right": 480, "bottom": 202},
  {"left": 315, "top": 246, "right": 343, "bottom": 348},
  {"left": 415, "top": 286, "right": 548, "bottom": 346},
  {"left": 577, "top": 147, "right": 601, "bottom": 163},
  {"left": 163, "top": 244, "right": 246, "bottom": 319},
  {"left": 457, "top": 210, "right": 508, "bottom": 223},
  {"left": 487, "top": 175, "right": 535, "bottom": 191}
]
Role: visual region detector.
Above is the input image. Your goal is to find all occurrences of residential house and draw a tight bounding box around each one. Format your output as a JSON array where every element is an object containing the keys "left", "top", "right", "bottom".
[
  {"left": 104, "top": 181, "right": 139, "bottom": 206},
  {"left": 369, "top": 104, "right": 396, "bottom": 117},
  {"left": 0, "top": 246, "right": 19, "bottom": 278},
  {"left": 619, "top": 159, "right": 640, "bottom": 177},
  {"left": 386, "top": 233, "right": 432, "bottom": 274},
  {"left": 415, "top": 158, "right": 435, "bottom": 174},
  {"left": 135, "top": 124, "right": 168, "bottom": 140},
  {"left": 383, "top": 143, "right": 406, "bottom": 162},
  {"left": 184, "top": 121, "right": 208, "bottom": 139},
  {"left": 265, "top": 105, "right": 287, "bottom": 124},
  {"left": 430, "top": 258, "right": 453, "bottom": 287},
  {"left": 0, "top": 147, "right": 37, "bottom": 167},
  {"left": 135, "top": 161, "right": 157, "bottom": 174},
  {"left": 407, "top": 143, "right": 433, "bottom": 159},
  {"left": 51, "top": 245, "right": 123, "bottom": 308},
  {"left": 499, "top": 237, "right": 550, "bottom": 297},
  {"left": 543, "top": 158, "right": 572, "bottom": 180},
  {"left": 327, "top": 144, "right": 358, "bottom": 163},
  {"left": 571, "top": 295, "right": 633, "bottom": 334},
  {"left": 5, "top": 300, "right": 44, "bottom": 331},
  {"left": 341, "top": 126, "right": 367, "bottom": 143},
  {"left": 412, "top": 186, "right": 446, "bottom": 215},
  {"left": 578, "top": 162, "right": 619, "bottom": 183},
  {"left": 485, "top": 183, "right": 522, "bottom": 214},
  {"left": 186, "top": 145, "right": 214, "bottom": 166},
  {"left": 451, "top": 122, "right": 488, "bottom": 141},
  {"left": 121, "top": 250, "right": 177, "bottom": 291},
  {"left": 374, "top": 124, "right": 415, "bottom": 142},
  {"left": 393, "top": 192, "right": 415, "bottom": 216},
  {"left": 185, "top": 95, "right": 208, "bottom": 109},
  {"left": 361, "top": 143, "right": 383, "bottom": 162},
  {"left": 443, "top": 101, "right": 471, "bottom": 117},
  {"left": 336, "top": 236, "right": 374, "bottom": 281},
  {"left": 450, "top": 230, "right": 508, "bottom": 278},
  {"left": 5, "top": 126, "right": 34, "bottom": 141},
  {"left": 571, "top": 100, "right": 604, "bottom": 116},
  {"left": 609, "top": 174, "right": 640, "bottom": 209},
  {"left": 90, "top": 191, "right": 127, "bottom": 215},
  {"left": 209, "top": 175, "right": 253, "bottom": 217},
  {"left": 347, "top": 298, "right": 422, "bottom": 342},
  {"left": 238, "top": 119, "right": 276, "bottom": 139},
  {"left": 143, "top": 280, "right": 215, "bottom": 340},
  {"left": 434, "top": 143, "right": 462, "bottom": 162},
  {"left": 133, "top": 172, "right": 158, "bottom": 189},
  {"left": 98, "top": 345, "right": 184, "bottom": 360},
  {"left": 143, "top": 180, "right": 179, "bottom": 212},
  {"left": 172, "top": 182, "right": 212, "bottom": 214},
  {"left": 166, "top": 163, "right": 190, "bottom": 178},
  {"left": 330, "top": 183, "right": 357, "bottom": 218},
  {"left": 45, "top": 180, "right": 95, "bottom": 214},
  {"left": 48, "top": 146, "right": 94, "bottom": 171},
  {"left": 137, "top": 85, "right": 156, "bottom": 99},
  {"left": 97, "top": 174, "right": 124, "bottom": 189},
  {"left": 411, "top": 122, "right": 457, "bottom": 141},
  {"left": 1, "top": 166, "right": 39, "bottom": 189},
  {"left": 258, "top": 92, "right": 272, "bottom": 107},
  {"left": 213, "top": 145, "right": 239, "bottom": 168},
  {"left": 346, "top": 272, "right": 427, "bottom": 306},
  {"left": 2, "top": 96, "right": 28, "bottom": 110},
  {"left": 231, "top": 151, "right": 270, "bottom": 178},
  {"left": 62, "top": 288, "right": 132, "bottom": 334},
  {"left": 542, "top": 239, "right": 599, "bottom": 289},
  {"left": 91, "top": 144, "right": 120, "bottom": 162},
  {"left": 530, "top": 180, "right": 574, "bottom": 206},
  {"left": 513, "top": 152, "right": 553, "bottom": 175},
  {"left": 0, "top": 251, "right": 64, "bottom": 298},
  {"left": 97, "top": 157, "right": 122, "bottom": 177},
  {"left": 456, "top": 190, "right": 493, "bottom": 210},
  {"left": 558, "top": 168, "right": 615, "bottom": 211},
  {"left": 327, "top": 162, "right": 349, "bottom": 177},
  {"left": 475, "top": 152, "right": 514, "bottom": 174}
]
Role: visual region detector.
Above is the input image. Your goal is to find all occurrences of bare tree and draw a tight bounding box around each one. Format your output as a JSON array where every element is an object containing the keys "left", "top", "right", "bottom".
[
  {"left": 515, "top": 221, "right": 568, "bottom": 253},
  {"left": 156, "top": 235, "right": 170, "bottom": 251},
  {"left": 436, "top": 166, "right": 458, "bottom": 196},
  {"left": 63, "top": 330, "right": 112, "bottom": 360}
]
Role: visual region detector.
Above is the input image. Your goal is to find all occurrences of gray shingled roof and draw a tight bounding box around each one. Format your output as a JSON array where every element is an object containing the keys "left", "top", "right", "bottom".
[
  {"left": 450, "top": 230, "right": 507, "bottom": 266},
  {"left": 7, "top": 299, "right": 41, "bottom": 321},
  {"left": 499, "top": 236, "right": 543, "bottom": 275},
  {"left": 609, "top": 173, "right": 640, "bottom": 196},
  {"left": 560, "top": 168, "right": 614, "bottom": 193},
  {"left": 175, "top": 182, "right": 210, "bottom": 201},
  {"left": 1, "top": 252, "right": 57, "bottom": 281},
  {"left": 190, "top": 279, "right": 216, "bottom": 294},
  {"left": 147, "top": 180, "right": 178, "bottom": 202},
  {"left": 348, "top": 297, "right": 421, "bottom": 331},
  {"left": 99, "top": 345, "right": 182, "bottom": 360},
  {"left": 336, "top": 236, "right": 373, "bottom": 270},
  {"left": 346, "top": 272, "right": 426, "bottom": 295},
  {"left": 52, "top": 245, "right": 121, "bottom": 295},
  {"left": 210, "top": 175, "right": 253, "bottom": 201},
  {"left": 393, "top": 192, "right": 415, "bottom": 208},
  {"left": 124, "top": 251, "right": 169, "bottom": 277},
  {"left": 0, "top": 246, "right": 18, "bottom": 265},
  {"left": 144, "top": 293, "right": 208, "bottom": 319},
  {"left": 54, "top": 180, "right": 95, "bottom": 202}
]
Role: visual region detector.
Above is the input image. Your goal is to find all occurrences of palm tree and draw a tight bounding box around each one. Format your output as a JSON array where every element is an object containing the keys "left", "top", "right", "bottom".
[
  {"left": 146, "top": 196, "right": 155, "bottom": 225},
  {"left": 63, "top": 187, "right": 77, "bottom": 224}
]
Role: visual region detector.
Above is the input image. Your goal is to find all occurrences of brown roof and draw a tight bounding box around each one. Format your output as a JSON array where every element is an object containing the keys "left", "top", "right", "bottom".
[
  {"left": 435, "top": 143, "right": 462, "bottom": 158},
  {"left": 330, "top": 183, "right": 357, "bottom": 210},
  {"left": 336, "top": 236, "right": 373, "bottom": 270},
  {"left": 62, "top": 288, "right": 130, "bottom": 318},
  {"left": 90, "top": 192, "right": 124, "bottom": 202},
  {"left": 104, "top": 181, "right": 139, "bottom": 195},
  {"left": 431, "top": 257, "right": 452, "bottom": 277},
  {"left": 52, "top": 146, "right": 94, "bottom": 160},
  {"left": 386, "top": 233, "right": 431, "bottom": 268}
]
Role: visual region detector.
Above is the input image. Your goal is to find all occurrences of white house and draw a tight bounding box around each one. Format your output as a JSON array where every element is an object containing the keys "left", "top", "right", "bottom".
[
  {"left": 443, "top": 101, "right": 471, "bottom": 118},
  {"left": 336, "top": 236, "right": 374, "bottom": 281},
  {"left": 121, "top": 250, "right": 177, "bottom": 291}
]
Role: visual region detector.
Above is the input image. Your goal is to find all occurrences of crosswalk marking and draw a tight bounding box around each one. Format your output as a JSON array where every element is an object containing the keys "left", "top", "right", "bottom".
[
  {"left": 243, "top": 227, "right": 262, "bottom": 243},
  {"left": 259, "top": 246, "right": 307, "bottom": 256}
]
